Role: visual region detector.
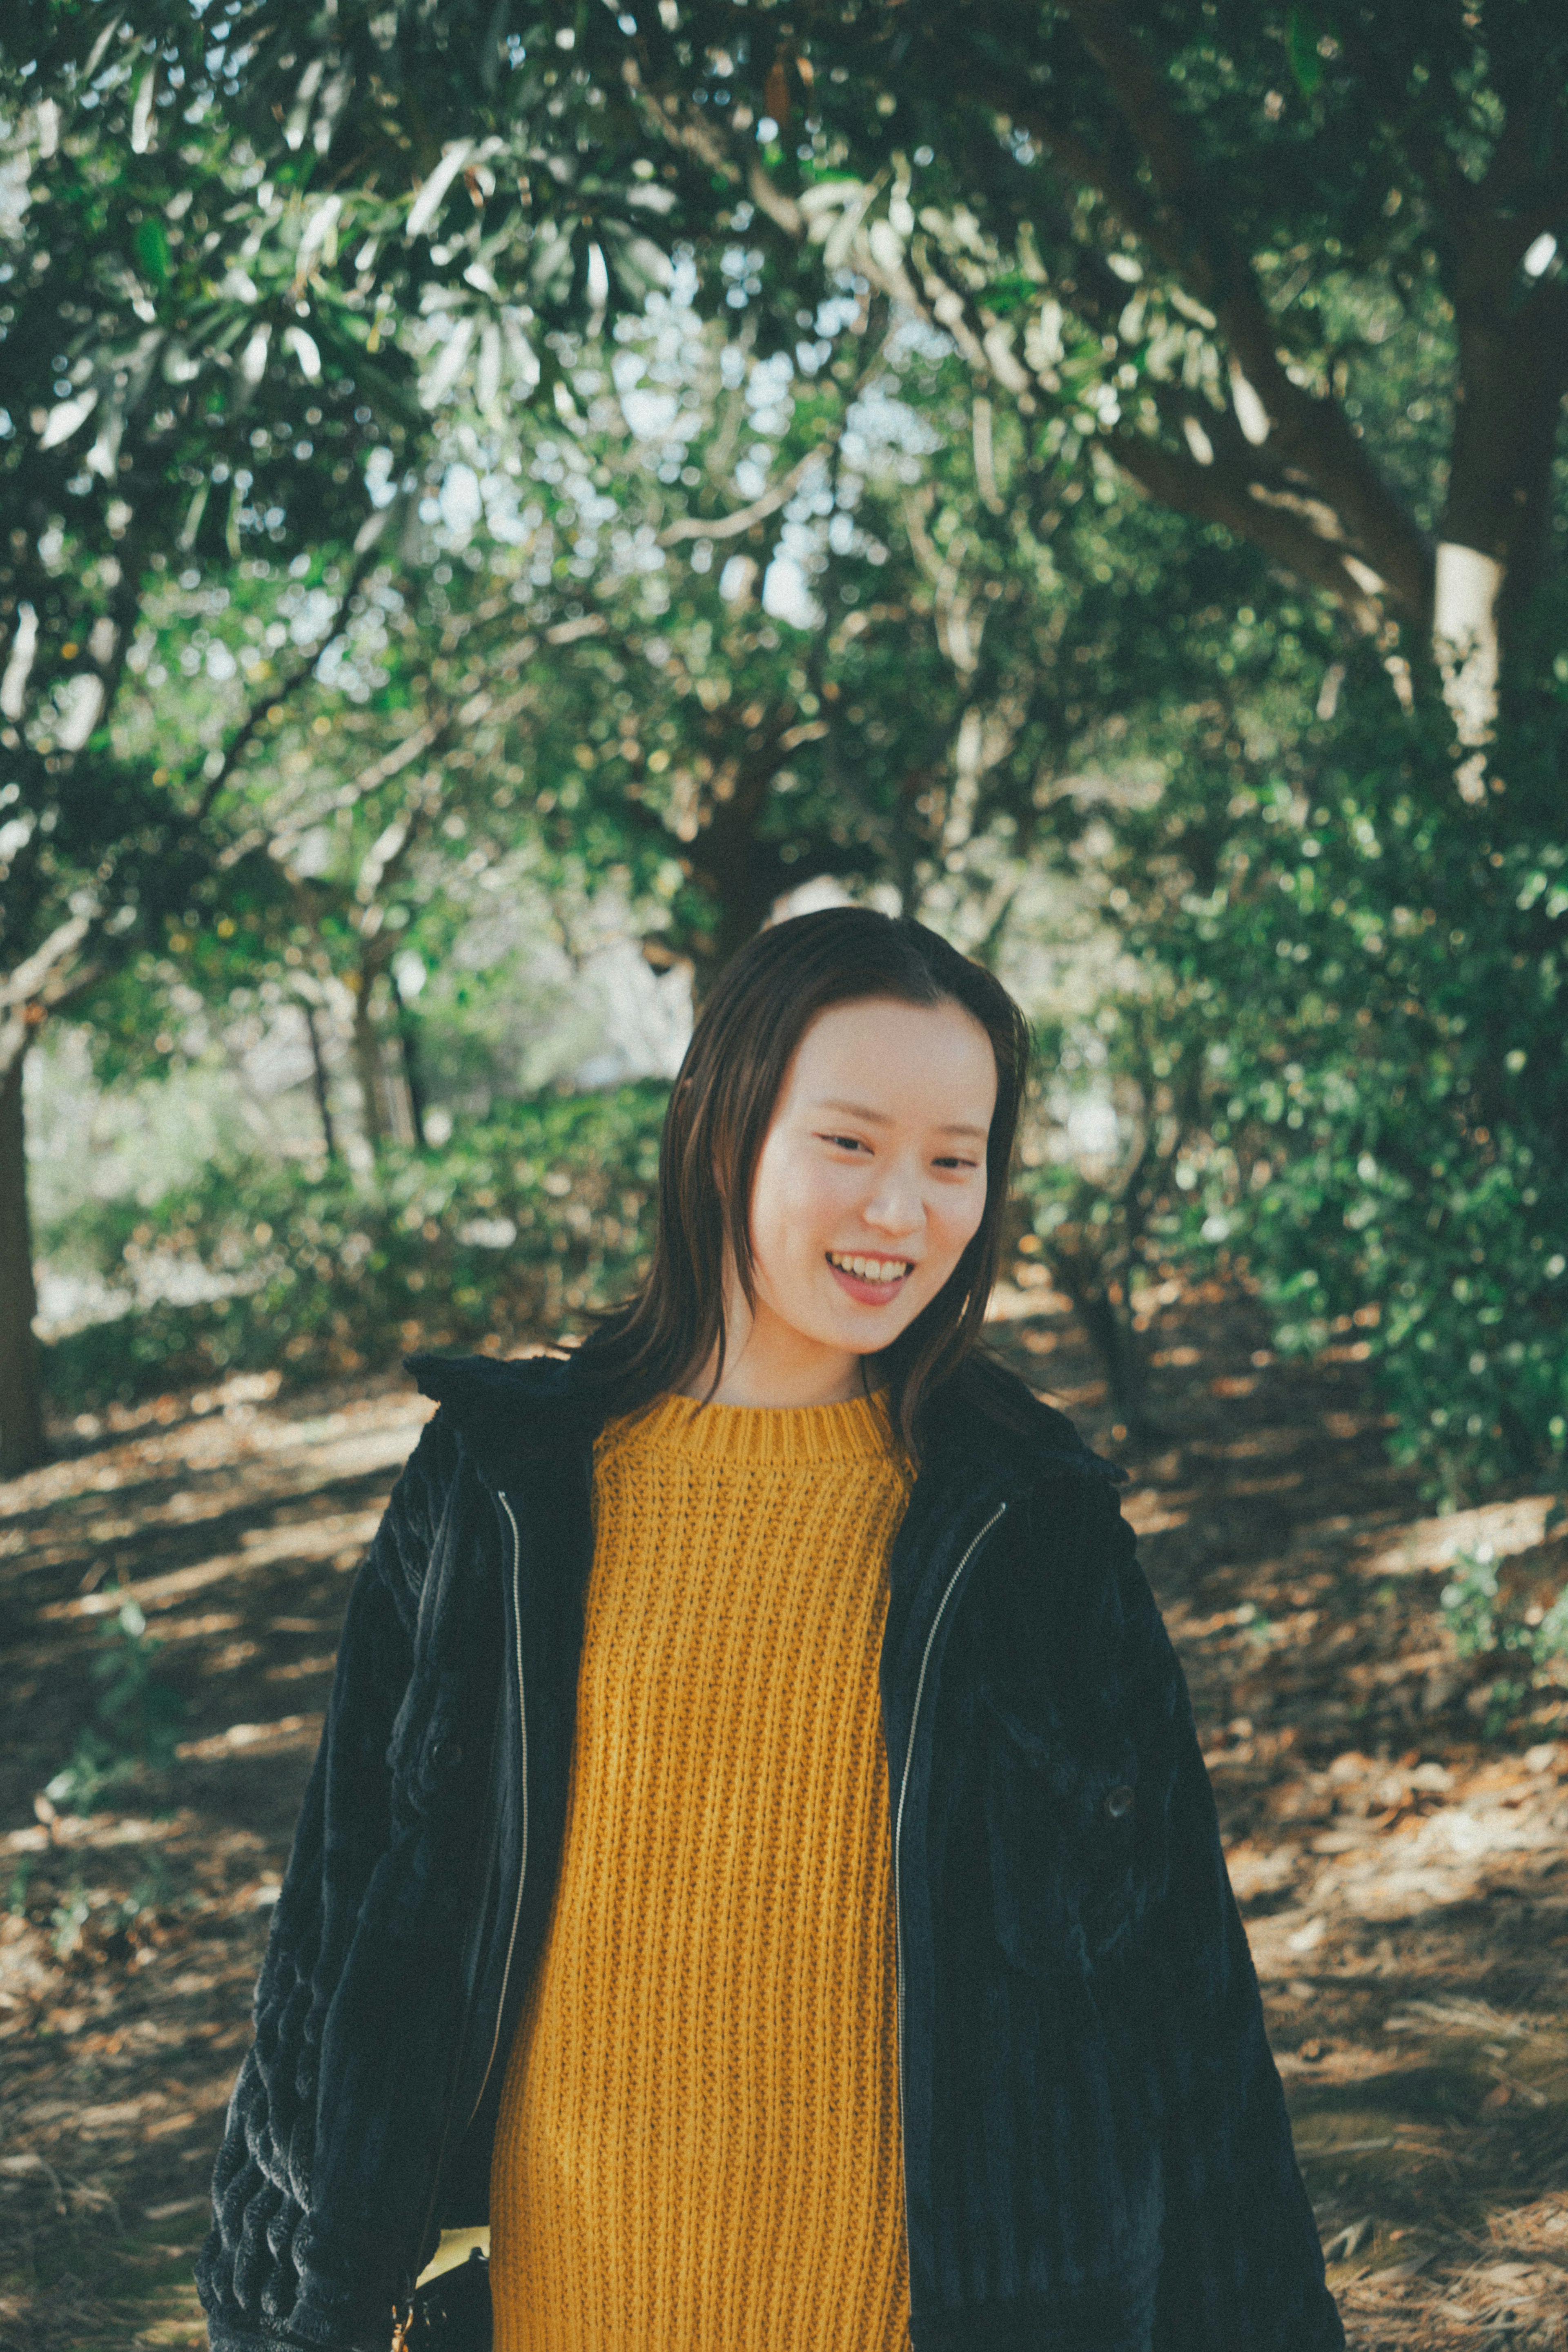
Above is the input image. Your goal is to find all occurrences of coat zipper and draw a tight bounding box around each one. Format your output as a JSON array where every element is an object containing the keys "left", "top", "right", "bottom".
[
  {"left": 465, "top": 1490, "right": 530, "bottom": 2130},
  {"left": 398, "top": 1487, "right": 529, "bottom": 2332},
  {"left": 892, "top": 1498, "right": 1007, "bottom": 2315}
]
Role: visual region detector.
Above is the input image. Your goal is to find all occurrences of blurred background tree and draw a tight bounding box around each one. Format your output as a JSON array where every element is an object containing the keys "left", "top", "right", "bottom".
[{"left": 2, "top": 0, "right": 1564, "bottom": 1518}]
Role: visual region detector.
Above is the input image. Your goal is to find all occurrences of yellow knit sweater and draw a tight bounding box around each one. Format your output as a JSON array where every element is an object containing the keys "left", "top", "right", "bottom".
[{"left": 488, "top": 1388, "right": 916, "bottom": 2352}]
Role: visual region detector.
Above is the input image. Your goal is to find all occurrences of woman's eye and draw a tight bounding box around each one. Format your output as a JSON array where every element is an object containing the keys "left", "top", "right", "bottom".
[
  {"left": 820, "top": 1133, "right": 868, "bottom": 1153},
  {"left": 934, "top": 1154, "right": 978, "bottom": 1171}
]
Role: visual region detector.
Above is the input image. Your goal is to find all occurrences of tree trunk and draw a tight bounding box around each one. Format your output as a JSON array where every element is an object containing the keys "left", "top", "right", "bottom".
[
  {"left": 1043, "top": 1242, "right": 1163, "bottom": 1444},
  {"left": 396, "top": 1003, "right": 429, "bottom": 1151},
  {"left": 685, "top": 781, "right": 793, "bottom": 1003},
  {"left": 1435, "top": 278, "right": 1568, "bottom": 760},
  {"left": 1443, "top": 279, "right": 1567, "bottom": 626},
  {"left": 0, "top": 1046, "right": 47, "bottom": 1478},
  {"left": 301, "top": 998, "right": 340, "bottom": 1162},
  {"left": 683, "top": 754, "right": 875, "bottom": 1003},
  {"left": 351, "top": 977, "right": 388, "bottom": 1154}
]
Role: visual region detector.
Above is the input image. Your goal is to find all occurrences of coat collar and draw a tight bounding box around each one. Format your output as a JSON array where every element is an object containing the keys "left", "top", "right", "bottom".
[{"left": 403, "top": 1343, "right": 1125, "bottom": 1503}]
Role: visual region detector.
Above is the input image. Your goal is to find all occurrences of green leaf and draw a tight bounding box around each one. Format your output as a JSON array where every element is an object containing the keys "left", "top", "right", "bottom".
[
  {"left": 134, "top": 216, "right": 172, "bottom": 286},
  {"left": 1287, "top": 7, "right": 1323, "bottom": 98},
  {"left": 984, "top": 272, "right": 1040, "bottom": 319}
]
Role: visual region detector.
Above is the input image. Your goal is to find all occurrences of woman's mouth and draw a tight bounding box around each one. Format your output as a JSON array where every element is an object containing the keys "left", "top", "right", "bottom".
[{"left": 825, "top": 1250, "right": 914, "bottom": 1305}]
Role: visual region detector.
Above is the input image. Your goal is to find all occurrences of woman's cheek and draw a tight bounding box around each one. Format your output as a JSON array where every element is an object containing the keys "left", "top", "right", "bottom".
[
  {"left": 940, "top": 1181, "right": 981, "bottom": 1237},
  {"left": 944, "top": 1192, "right": 985, "bottom": 1271}
]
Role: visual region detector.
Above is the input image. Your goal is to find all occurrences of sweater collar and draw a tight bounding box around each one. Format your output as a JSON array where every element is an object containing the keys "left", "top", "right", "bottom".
[{"left": 403, "top": 1344, "right": 1124, "bottom": 1501}]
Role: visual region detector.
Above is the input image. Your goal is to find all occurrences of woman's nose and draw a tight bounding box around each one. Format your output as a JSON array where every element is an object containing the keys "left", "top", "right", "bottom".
[{"left": 862, "top": 1165, "right": 925, "bottom": 1233}]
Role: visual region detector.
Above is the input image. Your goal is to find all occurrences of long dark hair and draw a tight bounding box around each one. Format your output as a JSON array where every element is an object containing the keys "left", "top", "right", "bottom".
[{"left": 571, "top": 907, "right": 1033, "bottom": 1457}]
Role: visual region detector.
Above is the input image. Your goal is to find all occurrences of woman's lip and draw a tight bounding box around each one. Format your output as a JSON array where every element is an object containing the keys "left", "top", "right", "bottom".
[{"left": 826, "top": 1256, "right": 913, "bottom": 1305}]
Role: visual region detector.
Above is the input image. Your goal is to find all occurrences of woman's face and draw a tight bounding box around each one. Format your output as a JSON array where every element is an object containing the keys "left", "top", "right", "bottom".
[{"left": 722, "top": 994, "right": 998, "bottom": 1405}]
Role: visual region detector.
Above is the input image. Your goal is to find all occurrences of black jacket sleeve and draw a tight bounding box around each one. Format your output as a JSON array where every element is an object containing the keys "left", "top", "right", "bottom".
[
  {"left": 1100, "top": 1496, "right": 1345, "bottom": 2352},
  {"left": 195, "top": 1412, "right": 458, "bottom": 2352}
]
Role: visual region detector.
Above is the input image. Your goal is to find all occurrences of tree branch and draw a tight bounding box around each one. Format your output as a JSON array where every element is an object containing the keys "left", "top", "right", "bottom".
[
  {"left": 0, "top": 912, "right": 96, "bottom": 1014},
  {"left": 1058, "top": 0, "right": 1434, "bottom": 624},
  {"left": 352, "top": 773, "right": 444, "bottom": 941},
  {"left": 982, "top": 93, "right": 1188, "bottom": 280},
  {"left": 0, "top": 917, "right": 111, "bottom": 1081},
  {"left": 659, "top": 446, "right": 826, "bottom": 546},
  {"left": 192, "top": 498, "right": 403, "bottom": 825},
  {"left": 1105, "top": 430, "right": 1385, "bottom": 627}
]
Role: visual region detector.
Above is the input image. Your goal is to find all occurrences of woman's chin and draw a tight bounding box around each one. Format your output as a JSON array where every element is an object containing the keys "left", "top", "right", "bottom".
[{"left": 817, "top": 1295, "right": 924, "bottom": 1352}]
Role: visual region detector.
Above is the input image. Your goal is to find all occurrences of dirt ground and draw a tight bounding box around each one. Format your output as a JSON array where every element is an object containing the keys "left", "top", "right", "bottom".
[{"left": 3, "top": 1280, "right": 1567, "bottom": 2350}]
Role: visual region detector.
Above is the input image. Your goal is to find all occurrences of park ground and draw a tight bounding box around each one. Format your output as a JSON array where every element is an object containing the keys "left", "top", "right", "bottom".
[{"left": 3, "top": 1280, "right": 1567, "bottom": 2351}]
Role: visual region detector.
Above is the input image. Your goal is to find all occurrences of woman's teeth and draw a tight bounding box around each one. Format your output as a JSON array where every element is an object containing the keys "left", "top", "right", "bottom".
[{"left": 827, "top": 1252, "right": 910, "bottom": 1283}]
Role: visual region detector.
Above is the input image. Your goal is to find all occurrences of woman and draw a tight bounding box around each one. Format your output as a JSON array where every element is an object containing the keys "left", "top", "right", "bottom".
[{"left": 197, "top": 907, "right": 1343, "bottom": 2352}]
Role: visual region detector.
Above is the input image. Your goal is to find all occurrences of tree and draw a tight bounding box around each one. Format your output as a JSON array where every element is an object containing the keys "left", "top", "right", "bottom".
[
  {"left": 0, "top": 0, "right": 764, "bottom": 1466},
  {"left": 588, "top": 2, "right": 1568, "bottom": 737},
  {"left": 0, "top": 14, "right": 421, "bottom": 1467}
]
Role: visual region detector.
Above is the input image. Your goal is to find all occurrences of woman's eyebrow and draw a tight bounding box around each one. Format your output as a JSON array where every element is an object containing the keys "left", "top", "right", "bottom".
[{"left": 813, "top": 1097, "right": 989, "bottom": 1140}]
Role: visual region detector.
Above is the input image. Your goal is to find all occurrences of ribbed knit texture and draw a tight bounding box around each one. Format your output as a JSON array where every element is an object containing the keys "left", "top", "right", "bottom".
[{"left": 488, "top": 1389, "right": 915, "bottom": 2352}]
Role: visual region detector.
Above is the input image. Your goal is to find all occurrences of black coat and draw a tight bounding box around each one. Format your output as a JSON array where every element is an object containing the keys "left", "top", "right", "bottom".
[{"left": 196, "top": 1347, "right": 1344, "bottom": 2352}]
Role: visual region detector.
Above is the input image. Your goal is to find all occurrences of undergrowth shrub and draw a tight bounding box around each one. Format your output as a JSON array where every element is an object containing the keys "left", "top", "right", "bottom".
[
  {"left": 1438, "top": 1506, "right": 1568, "bottom": 1735},
  {"left": 41, "top": 1082, "right": 668, "bottom": 1409},
  {"left": 45, "top": 1593, "right": 187, "bottom": 1817},
  {"left": 1086, "top": 615, "right": 1568, "bottom": 1507}
]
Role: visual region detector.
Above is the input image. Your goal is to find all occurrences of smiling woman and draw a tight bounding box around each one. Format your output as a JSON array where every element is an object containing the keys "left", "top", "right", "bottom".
[{"left": 198, "top": 907, "right": 1343, "bottom": 2352}]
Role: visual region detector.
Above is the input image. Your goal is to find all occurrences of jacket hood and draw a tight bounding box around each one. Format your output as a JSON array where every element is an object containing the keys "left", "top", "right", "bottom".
[{"left": 403, "top": 1347, "right": 600, "bottom": 1487}]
